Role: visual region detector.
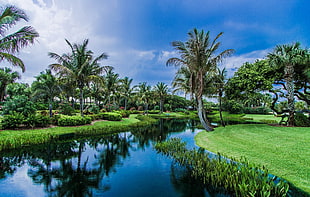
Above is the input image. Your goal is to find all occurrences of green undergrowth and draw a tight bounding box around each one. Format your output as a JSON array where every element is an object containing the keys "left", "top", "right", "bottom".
[
  {"left": 195, "top": 124, "right": 310, "bottom": 194},
  {"left": 0, "top": 114, "right": 157, "bottom": 151}
]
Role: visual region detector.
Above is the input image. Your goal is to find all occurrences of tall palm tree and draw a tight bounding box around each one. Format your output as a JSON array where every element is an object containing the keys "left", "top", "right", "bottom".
[
  {"left": 136, "top": 82, "right": 152, "bottom": 114},
  {"left": 32, "top": 69, "right": 61, "bottom": 116},
  {"left": 49, "top": 39, "right": 108, "bottom": 116},
  {"left": 0, "top": 67, "right": 20, "bottom": 101},
  {"left": 267, "top": 42, "right": 308, "bottom": 126},
  {"left": 215, "top": 67, "right": 227, "bottom": 127},
  {"left": 102, "top": 67, "right": 119, "bottom": 111},
  {"left": 153, "top": 82, "right": 168, "bottom": 113},
  {"left": 167, "top": 28, "right": 234, "bottom": 131},
  {"left": 0, "top": 5, "right": 39, "bottom": 72},
  {"left": 120, "top": 76, "right": 134, "bottom": 110},
  {"left": 172, "top": 66, "right": 193, "bottom": 100}
]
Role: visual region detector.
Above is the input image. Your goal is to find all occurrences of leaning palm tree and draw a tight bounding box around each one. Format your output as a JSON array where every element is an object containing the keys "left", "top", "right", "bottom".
[
  {"left": 267, "top": 42, "right": 308, "bottom": 126},
  {"left": 0, "top": 5, "right": 39, "bottom": 72},
  {"left": 167, "top": 28, "right": 234, "bottom": 131},
  {"left": 153, "top": 82, "right": 168, "bottom": 113},
  {"left": 49, "top": 39, "right": 108, "bottom": 116}
]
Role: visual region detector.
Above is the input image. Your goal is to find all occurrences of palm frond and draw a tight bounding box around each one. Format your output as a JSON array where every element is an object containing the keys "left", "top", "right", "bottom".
[{"left": 0, "top": 52, "right": 25, "bottom": 72}]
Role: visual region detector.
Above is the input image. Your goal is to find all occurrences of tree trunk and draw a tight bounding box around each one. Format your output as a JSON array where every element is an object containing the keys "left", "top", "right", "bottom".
[
  {"left": 197, "top": 97, "right": 213, "bottom": 131},
  {"left": 80, "top": 88, "right": 84, "bottom": 116},
  {"left": 219, "top": 93, "right": 225, "bottom": 127},
  {"left": 160, "top": 97, "right": 163, "bottom": 113},
  {"left": 285, "top": 64, "right": 295, "bottom": 126}
]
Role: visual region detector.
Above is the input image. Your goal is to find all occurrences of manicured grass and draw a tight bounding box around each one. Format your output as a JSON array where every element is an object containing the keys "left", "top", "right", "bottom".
[
  {"left": 195, "top": 124, "right": 310, "bottom": 193},
  {"left": 243, "top": 114, "right": 282, "bottom": 122},
  {"left": 0, "top": 114, "right": 150, "bottom": 151}
]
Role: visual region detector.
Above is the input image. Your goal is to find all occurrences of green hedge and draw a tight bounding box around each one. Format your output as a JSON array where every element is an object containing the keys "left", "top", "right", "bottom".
[
  {"left": 101, "top": 112, "right": 122, "bottom": 121},
  {"left": 1, "top": 113, "right": 51, "bottom": 129},
  {"left": 57, "top": 115, "right": 92, "bottom": 126}
]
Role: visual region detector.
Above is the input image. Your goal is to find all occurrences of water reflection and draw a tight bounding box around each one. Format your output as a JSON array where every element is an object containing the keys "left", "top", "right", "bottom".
[{"left": 0, "top": 118, "right": 211, "bottom": 197}]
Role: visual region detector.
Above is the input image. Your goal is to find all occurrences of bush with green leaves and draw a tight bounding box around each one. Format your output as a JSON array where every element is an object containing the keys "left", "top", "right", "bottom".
[
  {"left": 57, "top": 115, "right": 92, "bottom": 126},
  {"left": 1, "top": 112, "right": 25, "bottom": 129},
  {"left": 25, "top": 114, "right": 51, "bottom": 128},
  {"left": 2, "top": 95, "right": 36, "bottom": 117},
  {"left": 294, "top": 113, "right": 310, "bottom": 127},
  {"left": 101, "top": 112, "right": 122, "bottom": 121},
  {"left": 88, "top": 105, "right": 100, "bottom": 114},
  {"left": 58, "top": 103, "right": 75, "bottom": 115},
  {"left": 117, "top": 110, "right": 131, "bottom": 118},
  {"left": 222, "top": 100, "right": 244, "bottom": 114}
]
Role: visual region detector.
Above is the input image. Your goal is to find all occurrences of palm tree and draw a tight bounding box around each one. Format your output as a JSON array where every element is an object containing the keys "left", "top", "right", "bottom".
[
  {"left": 31, "top": 69, "right": 61, "bottom": 116},
  {"left": 136, "top": 82, "right": 152, "bottom": 114},
  {"left": 167, "top": 28, "right": 234, "bottom": 131},
  {"left": 102, "top": 67, "right": 119, "bottom": 111},
  {"left": 0, "top": 67, "right": 20, "bottom": 102},
  {"left": 267, "top": 42, "right": 308, "bottom": 126},
  {"left": 0, "top": 5, "right": 39, "bottom": 72},
  {"left": 49, "top": 39, "right": 108, "bottom": 116},
  {"left": 120, "top": 77, "right": 134, "bottom": 110},
  {"left": 214, "top": 67, "right": 227, "bottom": 127},
  {"left": 172, "top": 66, "right": 193, "bottom": 100},
  {"left": 153, "top": 82, "right": 168, "bottom": 113}
]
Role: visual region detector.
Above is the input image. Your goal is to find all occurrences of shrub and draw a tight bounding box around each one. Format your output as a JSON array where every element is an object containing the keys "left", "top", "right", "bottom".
[
  {"left": 58, "top": 103, "right": 75, "bottom": 115},
  {"left": 222, "top": 100, "right": 244, "bottom": 114},
  {"left": 57, "top": 115, "right": 92, "bottom": 126},
  {"left": 1, "top": 112, "right": 25, "bottom": 129},
  {"left": 89, "top": 105, "right": 100, "bottom": 114},
  {"left": 25, "top": 114, "right": 51, "bottom": 128},
  {"left": 117, "top": 110, "right": 131, "bottom": 118},
  {"left": 101, "top": 112, "right": 122, "bottom": 121},
  {"left": 294, "top": 113, "right": 310, "bottom": 127},
  {"left": 148, "top": 110, "right": 160, "bottom": 114},
  {"left": 2, "top": 95, "right": 36, "bottom": 116},
  {"left": 243, "top": 107, "right": 271, "bottom": 114}
]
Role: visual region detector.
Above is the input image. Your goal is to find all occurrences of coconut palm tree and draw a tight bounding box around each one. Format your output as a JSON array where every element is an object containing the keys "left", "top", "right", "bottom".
[
  {"left": 0, "top": 5, "right": 39, "bottom": 72},
  {"left": 120, "top": 76, "right": 134, "bottom": 110},
  {"left": 172, "top": 66, "right": 193, "bottom": 100},
  {"left": 167, "top": 28, "right": 234, "bottom": 131},
  {"left": 153, "top": 82, "right": 168, "bottom": 113},
  {"left": 31, "top": 69, "right": 61, "bottom": 116},
  {"left": 0, "top": 67, "right": 20, "bottom": 101},
  {"left": 49, "top": 39, "right": 108, "bottom": 116},
  {"left": 214, "top": 67, "right": 227, "bottom": 127},
  {"left": 267, "top": 42, "right": 308, "bottom": 126},
  {"left": 102, "top": 67, "right": 120, "bottom": 111},
  {"left": 136, "top": 82, "right": 152, "bottom": 114}
]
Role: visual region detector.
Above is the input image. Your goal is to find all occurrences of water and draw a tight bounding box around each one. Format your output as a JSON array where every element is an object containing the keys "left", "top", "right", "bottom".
[{"left": 0, "top": 119, "right": 223, "bottom": 197}]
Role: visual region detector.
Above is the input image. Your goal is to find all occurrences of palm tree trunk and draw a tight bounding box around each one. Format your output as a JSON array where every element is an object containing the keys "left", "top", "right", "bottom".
[
  {"left": 286, "top": 64, "right": 295, "bottom": 126},
  {"left": 197, "top": 97, "right": 213, "bottom": 131},
  {"left": 160, "top": 97, "right": 163, "bottom": 113},
  {"left": 219, "top": 93, "right": 225, "bottom": 127},
  {"left": 80, "top": 88, "right": 84, "bottom": 116}
]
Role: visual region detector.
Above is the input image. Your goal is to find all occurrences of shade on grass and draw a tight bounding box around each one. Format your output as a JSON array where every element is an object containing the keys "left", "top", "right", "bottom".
[{"left": 195, "top": 124, "right": 310, "bottom": 194}]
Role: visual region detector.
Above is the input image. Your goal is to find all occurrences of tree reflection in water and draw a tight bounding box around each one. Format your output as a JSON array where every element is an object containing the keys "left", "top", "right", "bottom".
[{"left": 0, "top": 118, "right": 206, "bottom": 197}]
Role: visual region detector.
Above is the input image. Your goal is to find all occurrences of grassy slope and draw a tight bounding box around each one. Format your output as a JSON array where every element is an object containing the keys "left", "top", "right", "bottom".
[{"left": 195, "top": 124, "right": 310, "bottom": 193}]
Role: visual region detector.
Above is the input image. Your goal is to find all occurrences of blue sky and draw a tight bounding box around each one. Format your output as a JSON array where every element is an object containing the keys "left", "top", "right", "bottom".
[{"left": 1, "top": 0, "right": 310, "bottom": 86}]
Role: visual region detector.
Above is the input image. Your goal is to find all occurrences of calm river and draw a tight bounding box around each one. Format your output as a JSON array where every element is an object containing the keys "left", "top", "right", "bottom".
[{"left": 0, "top": 119, "right": 227, "bottom": 197}]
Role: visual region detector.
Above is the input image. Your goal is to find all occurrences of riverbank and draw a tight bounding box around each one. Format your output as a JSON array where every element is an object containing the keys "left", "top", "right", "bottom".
[
  {"left": 195, "top": 124, "right": 310, "bottom": 194},
  {"left": 0, "top": 114, "right": 157, "bottom": 151}
]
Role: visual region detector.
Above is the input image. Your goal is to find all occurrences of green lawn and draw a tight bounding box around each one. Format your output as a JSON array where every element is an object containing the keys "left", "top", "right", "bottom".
[{"left": 195, "top": 124, "right": 310, "bottom": 194}]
